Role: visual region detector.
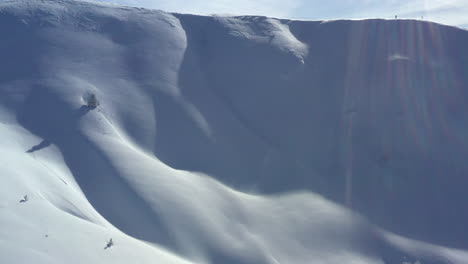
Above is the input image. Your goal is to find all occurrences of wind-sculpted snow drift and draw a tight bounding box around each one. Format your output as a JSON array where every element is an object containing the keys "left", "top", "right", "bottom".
[{"left": 1, "top": 0, "right": 468, "bottom": 263}]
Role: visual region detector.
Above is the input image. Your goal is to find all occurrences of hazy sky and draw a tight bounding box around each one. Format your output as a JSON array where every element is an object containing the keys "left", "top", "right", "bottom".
[{"left": 88, "top": 0, "right": 468, "bottom": 28}]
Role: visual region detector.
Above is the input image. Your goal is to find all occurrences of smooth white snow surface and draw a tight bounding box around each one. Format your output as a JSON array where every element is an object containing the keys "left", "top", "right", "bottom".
[{"left": 1, "top": 0, "right": 468, "bottom": 263}]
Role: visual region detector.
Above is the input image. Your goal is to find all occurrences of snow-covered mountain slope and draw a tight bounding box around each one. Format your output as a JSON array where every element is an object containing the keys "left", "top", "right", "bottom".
[{"left": 1, "top": 0, "right": 468, "bottom": 263}]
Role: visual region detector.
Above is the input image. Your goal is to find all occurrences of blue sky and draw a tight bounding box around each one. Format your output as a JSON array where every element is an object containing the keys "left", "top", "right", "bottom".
[{"left": 89, "top": 0, "right": 468, "bottom": 28}]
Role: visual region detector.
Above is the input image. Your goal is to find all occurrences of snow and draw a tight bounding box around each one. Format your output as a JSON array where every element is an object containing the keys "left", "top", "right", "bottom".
[{"left": 1, "top": 0, "right": 468, "bottom": 263}]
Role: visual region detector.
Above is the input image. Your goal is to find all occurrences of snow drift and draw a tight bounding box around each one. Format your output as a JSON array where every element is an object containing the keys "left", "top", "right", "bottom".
[{"left": 1, "top": 0, "right": 468, "bottom": 263}]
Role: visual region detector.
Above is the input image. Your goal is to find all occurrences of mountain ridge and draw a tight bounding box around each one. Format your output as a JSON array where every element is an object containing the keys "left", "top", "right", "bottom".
[{"left": 1, "top": 0, "right": 468, "bottom": 263}]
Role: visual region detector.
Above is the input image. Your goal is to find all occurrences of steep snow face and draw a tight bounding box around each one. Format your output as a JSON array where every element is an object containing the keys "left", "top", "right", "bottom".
[
  {"left": 177, "top": 16, "right": 468, "bottom": 246},
  {"left": 1, "top": 0, "right": 468, "bottom": 264}
]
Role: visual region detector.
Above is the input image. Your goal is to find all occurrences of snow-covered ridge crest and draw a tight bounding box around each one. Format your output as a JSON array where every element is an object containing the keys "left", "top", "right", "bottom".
[
  {"left": 1, "top": 0, "right": 468, "bottom": 263},
  {"left": 214, "top": 16, "right": 308, "bottom": 63}
]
